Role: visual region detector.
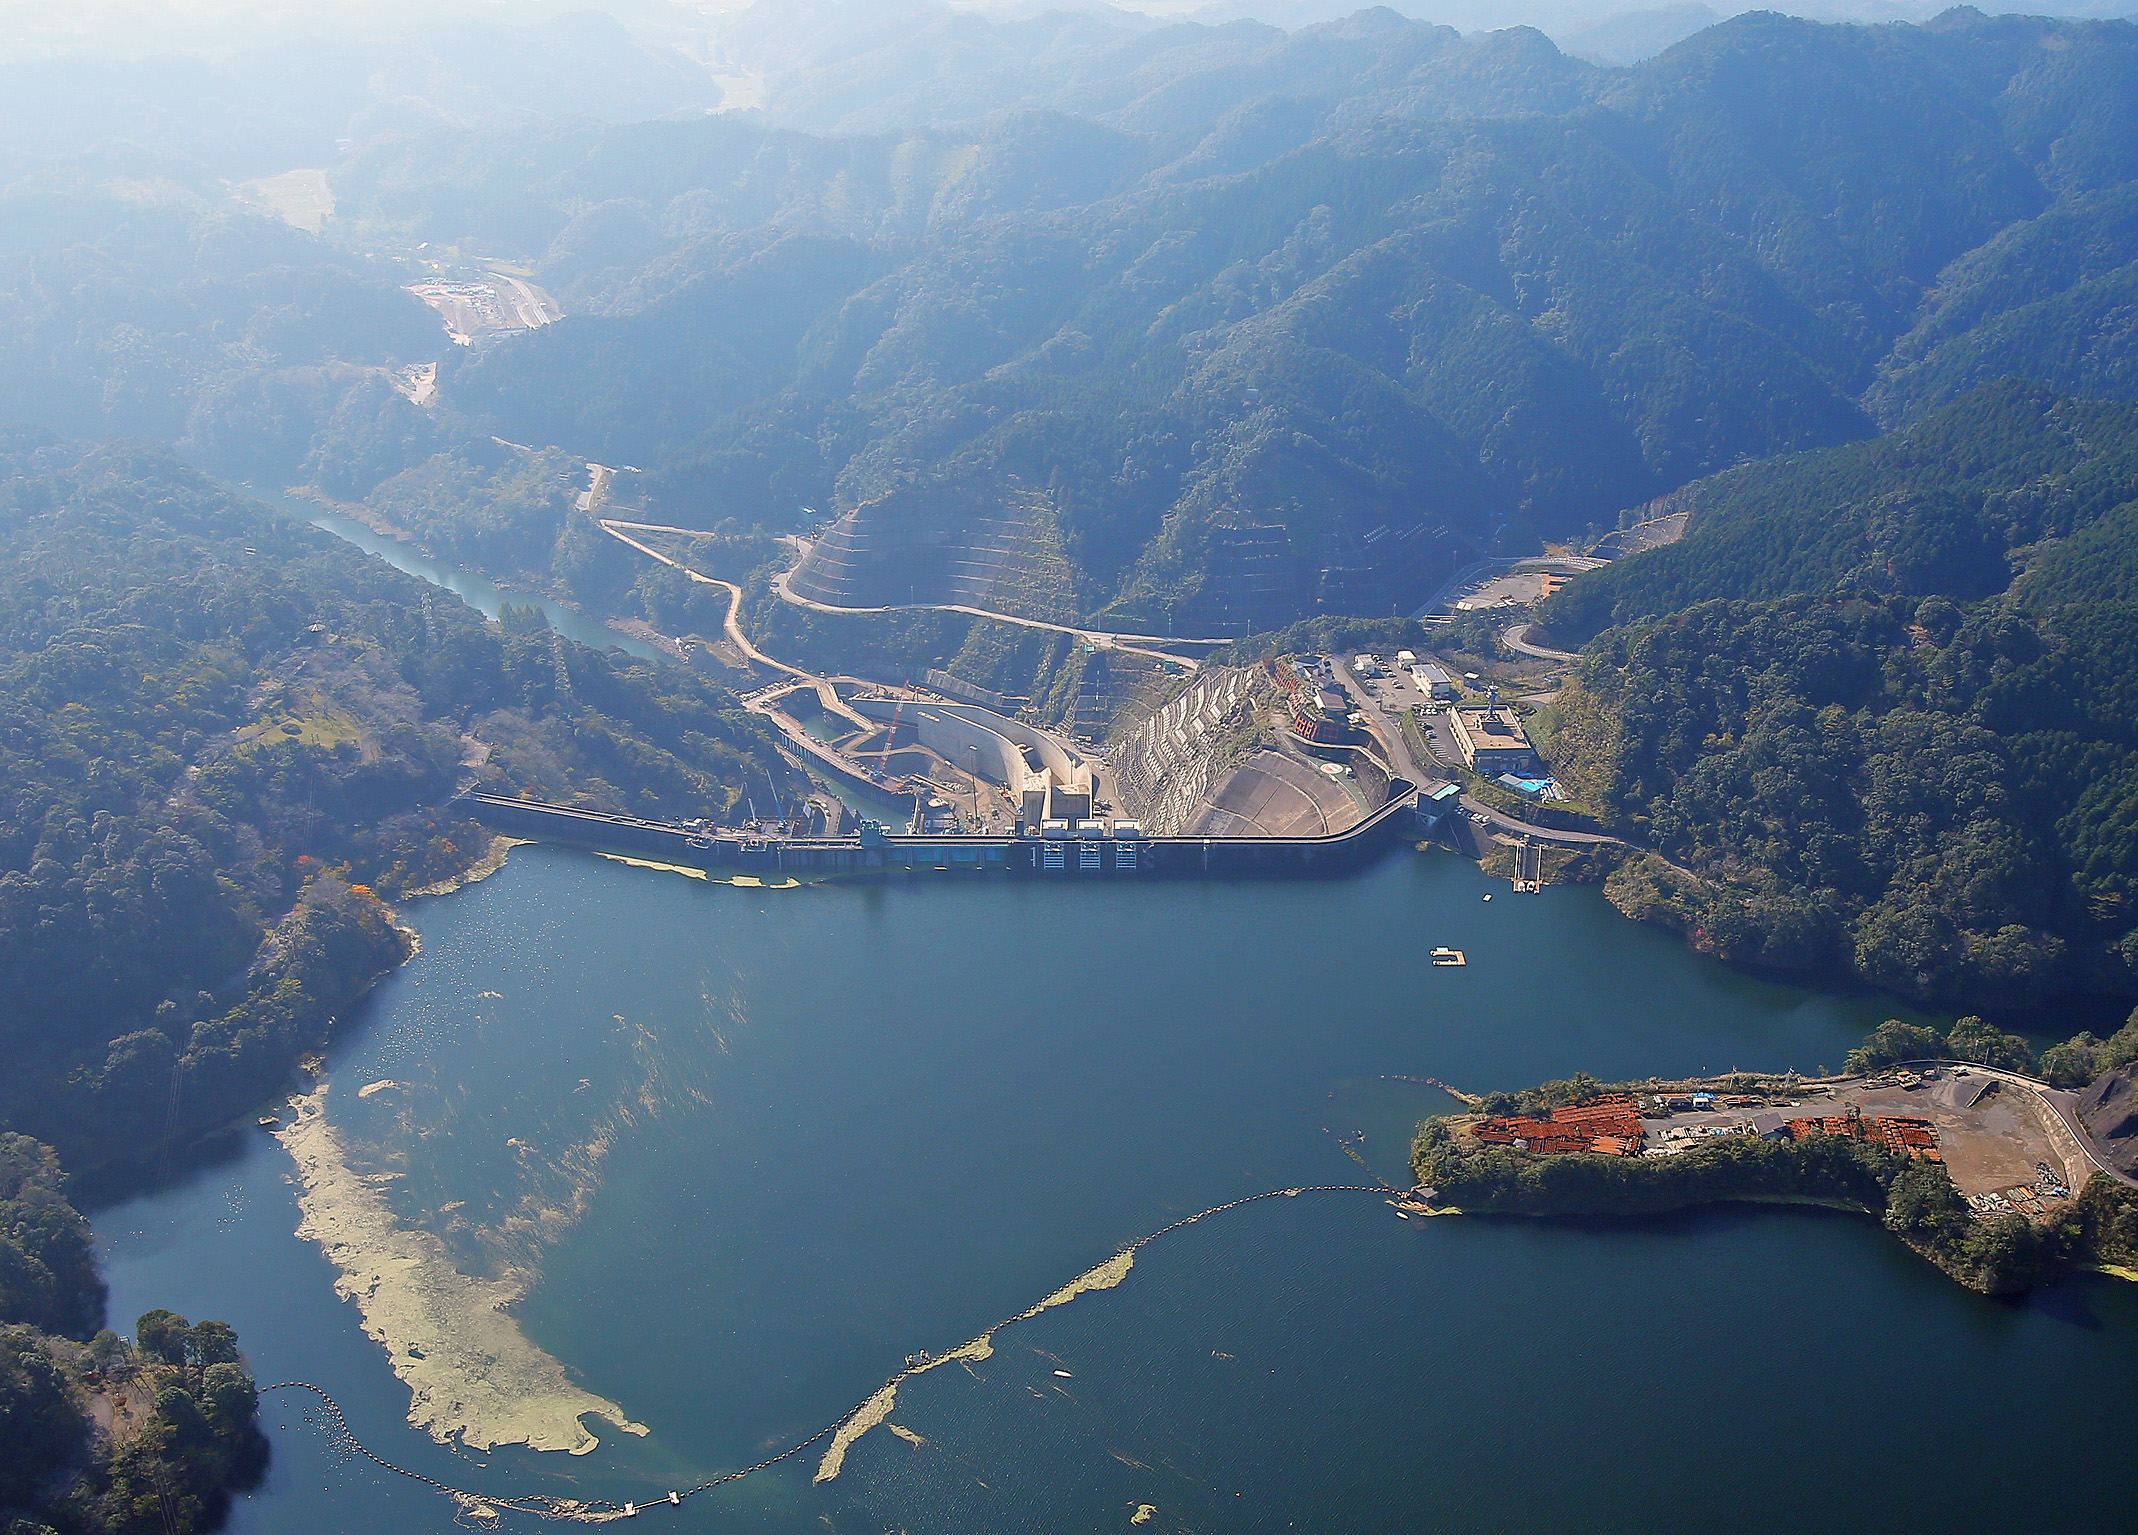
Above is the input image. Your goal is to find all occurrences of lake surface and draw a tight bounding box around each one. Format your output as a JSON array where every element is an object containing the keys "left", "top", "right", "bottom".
[{"left": 92, "top": 846, "right": 2138, "bottom": 1533}]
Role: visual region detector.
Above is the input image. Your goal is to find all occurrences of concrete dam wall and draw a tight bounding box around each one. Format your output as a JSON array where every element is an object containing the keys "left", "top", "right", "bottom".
[{"left": 462, "top": 786, "right": 1419, "bottom": 880}]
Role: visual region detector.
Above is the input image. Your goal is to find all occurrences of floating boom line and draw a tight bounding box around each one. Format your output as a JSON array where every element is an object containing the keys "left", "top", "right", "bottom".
[{"left": 262, "top": 1182, "right": 1399, "bottom": 1523}]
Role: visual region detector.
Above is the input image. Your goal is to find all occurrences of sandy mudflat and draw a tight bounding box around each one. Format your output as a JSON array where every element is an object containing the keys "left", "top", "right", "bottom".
[{"left": 276, "top": 1087, "right": 647, "bottom": 1455}]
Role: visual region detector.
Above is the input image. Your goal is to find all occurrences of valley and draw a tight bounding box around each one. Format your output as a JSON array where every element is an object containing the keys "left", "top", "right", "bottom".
[{"left": 11, "top": 5, "right": 2138, "bottom": 1532}]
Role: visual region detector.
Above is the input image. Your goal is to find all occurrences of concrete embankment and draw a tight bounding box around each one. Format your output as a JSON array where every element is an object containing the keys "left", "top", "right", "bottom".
[{"left": 460, "top": 784, "right": 1422, "bottom": 879}]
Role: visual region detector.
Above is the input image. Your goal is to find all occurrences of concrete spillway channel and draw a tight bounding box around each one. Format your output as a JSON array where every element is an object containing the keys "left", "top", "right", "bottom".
[{"left": 460, "top": 783, "right": 1429, "bottom": 879}]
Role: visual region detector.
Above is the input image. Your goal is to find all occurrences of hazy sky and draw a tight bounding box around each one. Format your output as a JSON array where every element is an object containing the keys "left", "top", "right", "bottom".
[
  {"left": 2, "top": 0, "right": 2130, "bottom": 88},
  {"left": 0, "top": 0, "right": 2092, "bottom": 58}
]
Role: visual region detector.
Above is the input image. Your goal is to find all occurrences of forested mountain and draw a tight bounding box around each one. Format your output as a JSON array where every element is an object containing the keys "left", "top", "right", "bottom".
[
  {"left": 338, "top": 10, "right": 2138, "bottom": 631},
  {"left": 0, "top": 150, "right": 441, "bottom": 475},
  {"left": 0, "top": 432, "right": 788, "bottom": 1172},
  {"left": 8, "top": 11, "right": 2138, "bottom": 637},
  {"left": 1537, "top": 382, "right": 2138, "bottom": 1007},
  {"left": 709, "top": 4, "right": 1599, "bottom": 140},
  {"left": 1540, "top": 381, "right": 2138, "bottom": 637},
  {"left": 7, "top": 5, "right": 2138, "bottom": 962}
]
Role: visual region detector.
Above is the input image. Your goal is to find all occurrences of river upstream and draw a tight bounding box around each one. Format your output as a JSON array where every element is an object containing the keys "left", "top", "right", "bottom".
[{"left": 92, "top": 847, "right": 2138, "bottom": 1533}]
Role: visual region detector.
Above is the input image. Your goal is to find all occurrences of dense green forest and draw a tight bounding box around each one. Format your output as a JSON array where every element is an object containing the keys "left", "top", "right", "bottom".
[
  {"left": 1535, "top": 383, "right": 2138, "bottom": 1006},
  {"left": 12, "top": 12, "right": 2138, "bottom": 640},
  {"left": 1539, "top": 382, "right": 2138, "bottom": 638},
  {"left": 0, "top": 153, "right": 438, "bottom": 474},
  {"left": 1, "top": 1134, "right": 265, "bottom": 1534},
  {"left": 0, "top": 431, "right": 789, "bottom": 1173}
]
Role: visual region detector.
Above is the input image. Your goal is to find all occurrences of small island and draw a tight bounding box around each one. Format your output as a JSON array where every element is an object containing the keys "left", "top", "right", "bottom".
[{"left": 1411, "top": 1022, "right": 2138, "bottom": 1295}]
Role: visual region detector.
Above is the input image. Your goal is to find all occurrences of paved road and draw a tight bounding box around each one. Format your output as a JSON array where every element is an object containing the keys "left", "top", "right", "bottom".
[
  {"left": 770, "top": 559, "right": 1219, "bottom": 671},
  {"left": 1334, "top": 659, "right": 1434, "bottom": 786},
  {"left": 1502, "top": 623, "right": 1580, "bottom": 662},
  {"left": 602, "top": 518, "right": 1630, "bottom": 857},
  {"left": 495, "top": 274, "right": 561, "bottom": 328},
  {"left": 603, "top": 520, "right": 1113, "bottom": 809},
  {"left": 1458, "top": 795, "right": 1619, "bottom": 846},
  {"left": 603, "top": 519, "right": 1221, "bottom": 671},
  {"left": 597, "top": 521, "right": 804, "bottom": 678},
  {"left": 1334, "top": 658, "right": 1618, "bottom": 847}
]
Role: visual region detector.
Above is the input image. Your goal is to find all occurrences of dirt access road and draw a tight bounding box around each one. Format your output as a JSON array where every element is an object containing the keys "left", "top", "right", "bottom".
[{"left": 771, "top": 569, "right": 1216, "bottom": 671}]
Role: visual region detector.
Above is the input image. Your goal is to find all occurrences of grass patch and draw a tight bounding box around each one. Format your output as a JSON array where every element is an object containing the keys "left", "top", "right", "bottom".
[{"left": 234, "top": 699, "right": 364, "bottom": 755}]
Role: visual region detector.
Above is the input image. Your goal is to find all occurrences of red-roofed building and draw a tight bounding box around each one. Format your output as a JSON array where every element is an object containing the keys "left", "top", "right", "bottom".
[{"left": 1472, "top": 1095, "right": 1646, "bottom": 1156}]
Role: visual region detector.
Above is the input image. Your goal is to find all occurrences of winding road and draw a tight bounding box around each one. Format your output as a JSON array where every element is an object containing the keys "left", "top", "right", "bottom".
[
  {"left": 605, "top": 516, "right": 1628, "bottom": 854},
  {"left": 600, "top": 517, "right": 1222, "bottom": 672},
  {"left": 596, "top": 520, "right": 874, "bottom": 730},
  {"left": 1501, "top": 622, "right": 1581, "bottom": 662},
  {"left": 769, "top": 558, "right": 1220, "bottom": 671}
]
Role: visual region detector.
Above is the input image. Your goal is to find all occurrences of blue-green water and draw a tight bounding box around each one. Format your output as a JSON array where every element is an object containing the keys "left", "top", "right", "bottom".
[
  {"left": 95, "top": 848, "right": 2138, "bottom": 1533},
  {"left": 251, "top": 488, "right": 657, "bottom": 660}
]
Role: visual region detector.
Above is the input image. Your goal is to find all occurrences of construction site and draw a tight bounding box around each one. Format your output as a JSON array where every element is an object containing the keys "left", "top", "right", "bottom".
[
  {"left": 1444, "top": 1067, "right": 2103, "bottom": 1220},
  {"left": 463, "top": 647, "right": 1444, "bottom": 879},
  {"left": 405, "top": 272, "right": 561, "bottom": 345},
  {"left": 738, "top": 653, "right": 1398, "bottom": 849}
]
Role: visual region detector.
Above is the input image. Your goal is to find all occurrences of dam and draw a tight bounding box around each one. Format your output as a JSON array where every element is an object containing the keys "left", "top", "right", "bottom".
[{"left": 461, "top": 780, "right": 1428, "bottom": 879}]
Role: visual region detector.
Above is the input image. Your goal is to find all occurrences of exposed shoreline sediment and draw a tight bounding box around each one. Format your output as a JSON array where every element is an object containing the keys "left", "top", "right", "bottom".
[
  {"left": 403, "top": 835, "right": 524, "bottom": 898},
  {"left": 276, "top": 1086, "right": 648, "bottom": 1455}
]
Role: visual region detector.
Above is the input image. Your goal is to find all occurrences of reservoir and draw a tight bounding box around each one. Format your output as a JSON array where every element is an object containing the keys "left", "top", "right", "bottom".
[{"left": 91, "top": 845, "right": 2138, "bottom": 1533}]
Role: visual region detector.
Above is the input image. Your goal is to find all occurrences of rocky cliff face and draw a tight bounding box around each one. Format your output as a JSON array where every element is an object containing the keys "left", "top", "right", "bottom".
[{"left": 2078, "top": 1066, "right": 2138, "bottom": 1178}]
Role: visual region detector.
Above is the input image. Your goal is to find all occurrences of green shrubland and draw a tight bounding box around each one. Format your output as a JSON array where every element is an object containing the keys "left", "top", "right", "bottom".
[{"left": 0, "top": 431, "right": 788, "bottom": 1172}]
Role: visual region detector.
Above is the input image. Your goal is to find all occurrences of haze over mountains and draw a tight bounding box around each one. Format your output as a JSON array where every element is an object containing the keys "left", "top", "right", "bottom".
[
  {"left": 12, "top": 3, "right": 2138, "bottom": 996},
  {"left": 7, "top": 4, "right": 2134, "bottom": 633},
  {"left": 17, "top": 8, "right": 2138, "bottom": 1529}
]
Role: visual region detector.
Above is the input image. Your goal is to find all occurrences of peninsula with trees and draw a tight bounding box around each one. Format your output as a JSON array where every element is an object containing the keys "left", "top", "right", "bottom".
[{"left": 1412, "top": 1015, "right": 2138, "bottom": 1295}]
